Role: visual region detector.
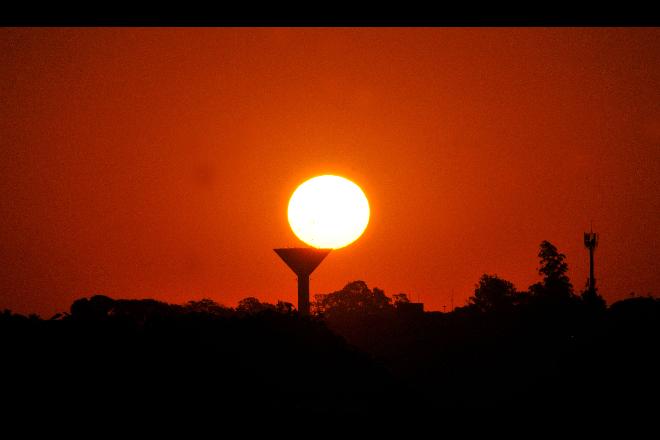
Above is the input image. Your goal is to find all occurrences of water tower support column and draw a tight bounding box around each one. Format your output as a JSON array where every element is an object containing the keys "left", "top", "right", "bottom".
[{"left": 298, "top": 275, "right": 310, "bottom": 316}]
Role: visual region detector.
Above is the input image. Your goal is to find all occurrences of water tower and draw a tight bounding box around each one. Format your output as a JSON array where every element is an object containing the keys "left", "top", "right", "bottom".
[
  {"left": 275, "top": 175, "right": 370, "bottom": 316},
  {"left": 274, "top": 248, "right": 331, "bottom": 316},
  {"left": 583, "top": 229, "right": 598, "bottom": 294}
]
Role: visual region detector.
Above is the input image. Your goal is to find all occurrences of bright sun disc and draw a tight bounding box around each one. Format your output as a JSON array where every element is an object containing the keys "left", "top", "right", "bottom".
[{"left": 288, "top": 175, "right": 370, "bottom": 249}]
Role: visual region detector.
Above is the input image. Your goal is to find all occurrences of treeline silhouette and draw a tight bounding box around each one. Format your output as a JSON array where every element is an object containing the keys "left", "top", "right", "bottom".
[{"left": 2, "top": 241, "right": 658, "bottom": 416}]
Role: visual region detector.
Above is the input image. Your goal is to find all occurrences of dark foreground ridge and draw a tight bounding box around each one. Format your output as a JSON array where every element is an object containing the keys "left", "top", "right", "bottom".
[
  {"left": 2, "top": 241, "right": 659, "bottom": 417},
  {"left": 2, "top": 299, "right": 400, "bottom": 418}
]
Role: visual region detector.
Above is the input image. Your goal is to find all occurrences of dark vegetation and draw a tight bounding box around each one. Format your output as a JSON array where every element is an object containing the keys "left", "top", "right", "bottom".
[{"left": 2, "top": 241, "right": 658, "bottom": 416}]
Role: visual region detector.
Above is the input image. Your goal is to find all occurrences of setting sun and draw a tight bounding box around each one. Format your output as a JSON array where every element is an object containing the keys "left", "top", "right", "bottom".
[{"left": 287, "top": 175, "right": 370, "bottom": 249}]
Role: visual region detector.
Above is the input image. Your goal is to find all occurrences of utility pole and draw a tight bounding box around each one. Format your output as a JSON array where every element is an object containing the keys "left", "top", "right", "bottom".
[{"left": 583, "top": 228, "right": 598, "bottom": 295}]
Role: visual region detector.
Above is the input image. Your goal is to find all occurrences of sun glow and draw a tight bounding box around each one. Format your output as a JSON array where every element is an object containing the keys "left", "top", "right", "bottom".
[{"left": 287, "top": 175, "right": 370, "bottom": 249}]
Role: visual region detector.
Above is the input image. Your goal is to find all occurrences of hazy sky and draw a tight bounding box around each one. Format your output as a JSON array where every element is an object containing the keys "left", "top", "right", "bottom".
[{"left": 1, "top": 28, "right": 659, "bottom": 316}]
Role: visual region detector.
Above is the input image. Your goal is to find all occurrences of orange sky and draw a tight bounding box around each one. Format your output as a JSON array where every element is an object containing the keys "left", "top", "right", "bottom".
[{"left": 1, "top": 28, "right": 659, "bottom": 316}]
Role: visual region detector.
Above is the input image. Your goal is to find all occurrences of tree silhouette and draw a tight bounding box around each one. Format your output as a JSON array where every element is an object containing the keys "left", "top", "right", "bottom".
[
  {"left": 275, "top": 300, "right": 295, "bottom": 314},
  {"left": 467, "top": 274, "right": 518, "bottom": 313},
  {"left": 529, "top": 240, "right": 576, "bottom": 303},
  {"left": 237, "top": 297, "right": 275, "bottom": 314},
  {"left": 183, "top": 298, "right": 233, "bottom": 316},
  {"left": 313, "top": 280, "right": 393, "bottom": 318},
  {"left": 70, "top": 294, "right": 115, "bottom": 320},
  {"left": 392, "top": 293, "right": 411, "bottom": 307}
]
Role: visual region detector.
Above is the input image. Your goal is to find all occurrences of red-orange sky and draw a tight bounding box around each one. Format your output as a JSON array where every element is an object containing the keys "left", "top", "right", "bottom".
[{"left": 1, "top": 28, "right": 659, "bottom": 316}]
